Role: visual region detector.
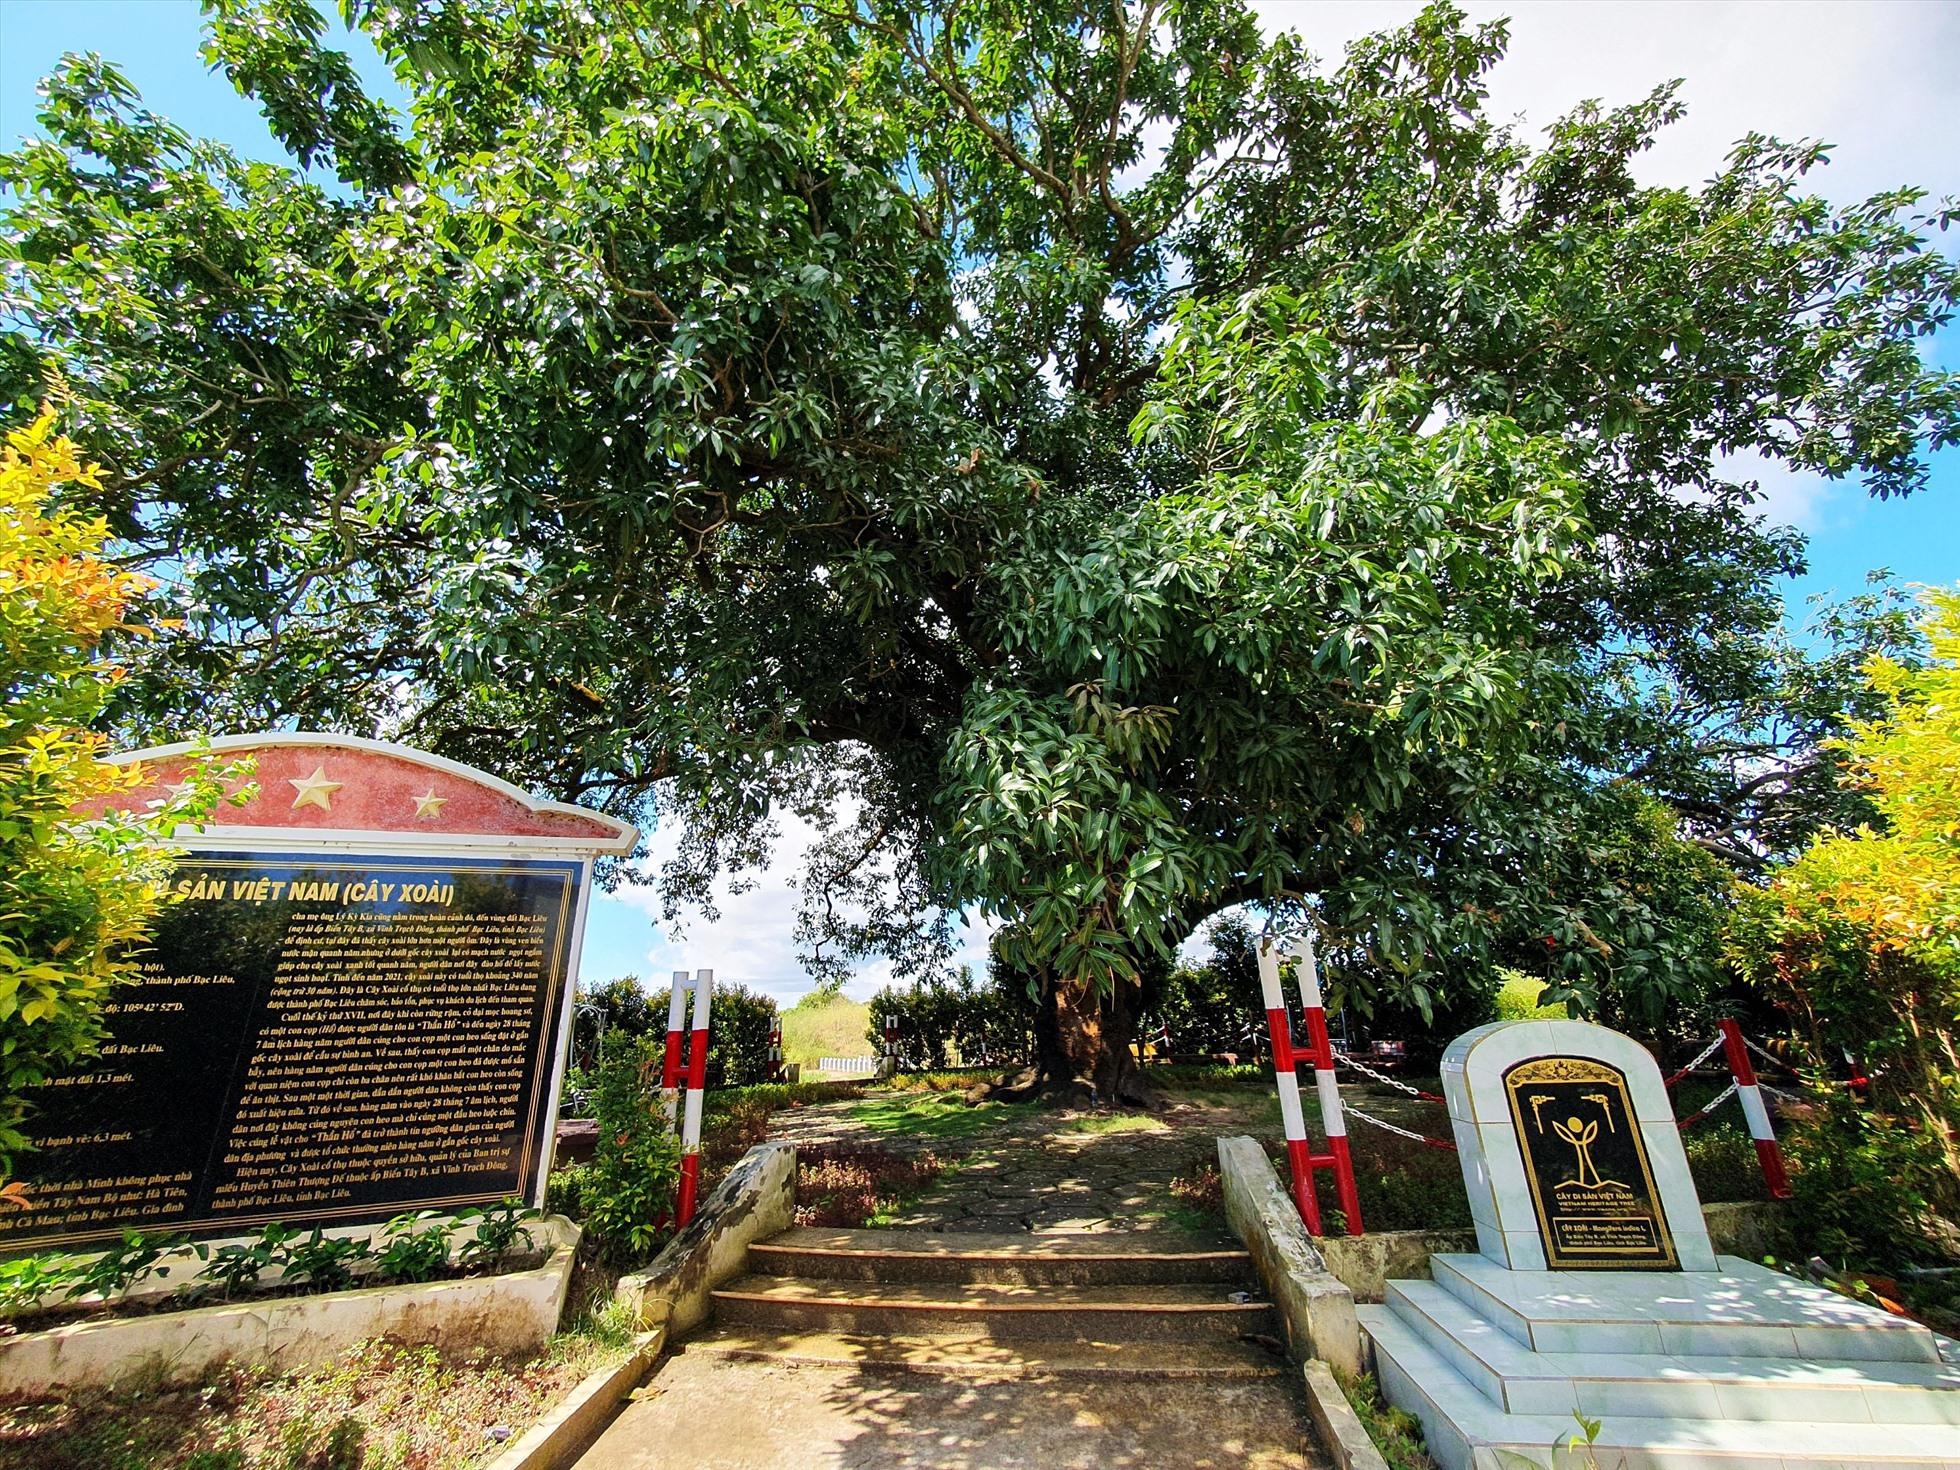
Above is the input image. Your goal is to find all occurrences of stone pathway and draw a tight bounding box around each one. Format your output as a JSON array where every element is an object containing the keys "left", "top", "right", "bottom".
[
  {"left": 578, "top": 1228, "right": 1326, "bottom": 1470},
  {"left": 764, "top": 1091, "right": 1271, "bottom": 1236}
]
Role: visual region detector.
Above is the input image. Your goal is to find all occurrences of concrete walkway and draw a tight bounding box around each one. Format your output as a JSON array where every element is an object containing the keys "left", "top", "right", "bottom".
[
  {"left": 574, "top": 1228, "right": 1329, "bottom": 1470},
  {"left": 580, "top": 1352, "right": 1325, "bottom": 1469}
]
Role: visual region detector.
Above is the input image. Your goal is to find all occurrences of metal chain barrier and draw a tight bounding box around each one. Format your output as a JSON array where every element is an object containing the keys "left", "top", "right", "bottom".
[
  {"left": 1343, "top": 1103, "right": 1458, "bottom": 1151},
  {"left": 1335, "top": 1052, "right": 1447, "bottom": 1103},
  {"left": 1677, "top": 1081, "right": 1739, "bottom": 1130},
  {"left": 1744, "top": 1034, "right": 1807, "bottom": 1080},
  {"left": 1661, "top": 1033, "right": 1728, "bottom": 1089}
]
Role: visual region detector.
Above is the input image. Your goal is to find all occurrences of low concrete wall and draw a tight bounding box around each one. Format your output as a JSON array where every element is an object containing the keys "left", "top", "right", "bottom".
[
  {"left": 484, "top": 1328, "right": 664, "bottom": 1470},
  {"left": 1302, "top": 1359, "right": 1392, "bottom": 1470},
  {"left": 1217, "top": 1136, "right": 1362, "bottom": 1378},
  {"left": 1317, "top": 1230, "right": 1478, "bottom": 1304},
  {"left": 615, "top": 1142, "right": 796, "bottom": 1338},
  {"left": 1702, "top": 1199, "right": 1787, "bottom": 1260},
  {"left": 0, "top": 1214, "right": 580, "bottom": 1395}
]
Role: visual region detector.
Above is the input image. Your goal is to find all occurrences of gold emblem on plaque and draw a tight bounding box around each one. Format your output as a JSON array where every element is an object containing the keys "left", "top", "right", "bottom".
[
  {"left": 411, "top": 789, "right": 449, "bottom": 820},
  {"left": 1549, "top": 1114, "right": 1616, "bottom": 1189},
  {"left": 1502, "top": 1054, "right": 1677, "bottom": 1269}
]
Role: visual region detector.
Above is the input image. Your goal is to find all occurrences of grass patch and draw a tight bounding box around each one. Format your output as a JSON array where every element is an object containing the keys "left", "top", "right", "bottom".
[
  {"left": 1150, "top": 1063, "right": 1269, "bottom": 1093},
  {"left": 883, "top": 1068, "right": 998, "bottom": 1093},
  {"left": 781, "top": 994, "right": 874, "bottom": 1073},
  {"left": 1339, "top": 1371, "right": 1437, "bottom": 1470},
  {"left": 1065, "top": 1113, "right": 1170, "bottom": 1135},
  {"left": 847, "top": 1091, "right": 1006, "bottom": 1140},
  {"left": 1132, "top": 1164, "right": 1227, "bottom": 1234}
]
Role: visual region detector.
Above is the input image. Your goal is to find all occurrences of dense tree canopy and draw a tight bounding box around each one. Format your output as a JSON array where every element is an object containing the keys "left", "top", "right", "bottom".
[{"left": 3, "top": 0, "right": 1954, "bottom": 1095}]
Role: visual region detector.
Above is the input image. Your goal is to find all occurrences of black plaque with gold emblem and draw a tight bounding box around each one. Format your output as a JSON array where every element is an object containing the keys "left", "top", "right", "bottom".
[{"left": 1502, "top": 1055, "right": 1678, "bottom": 1270}]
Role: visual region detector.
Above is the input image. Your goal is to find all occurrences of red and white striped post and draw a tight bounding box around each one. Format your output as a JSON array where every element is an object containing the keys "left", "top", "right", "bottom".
[
  {"left": 768, "top": 1016, "right": 784, "bottom": 1083},
  {"left": 1290, "top": 935, "right": 1364, "bottom": 1236},
  {"left": 1257, "top": 938, "right": 1323, "bottom": 1233},
  {"left": 882, "top": 1016, "right": 900, "bottom": 1077},
  {"left": 1718, "top": 1018, "right": 1792, "bottom": 1200},
  {"left": 659, "top": 970, "right": 693, "bottom": 1133},
  {"left": 675, "top": 968, "right": 715, "bottom": 1226}
]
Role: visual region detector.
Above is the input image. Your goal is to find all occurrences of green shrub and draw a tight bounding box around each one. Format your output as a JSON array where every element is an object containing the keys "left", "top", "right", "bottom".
[
  {"left": 0, "top": 1252, "right": 79, "bottom": 1316},
  {"left": 582, "top": 1030, "right": 681, "bottom": 1264},
  {"left": 1682, "top": 1127, "right": 1770, "bottom": 1205},
  {"left": 569, "top": 975, "right": 662, "bottom": 1072},
  {"left": 66, "top": 1228, "right": 188, "bottom": 1300},
  {"left": 455, "top": 1199, "right": 540, "bottom": 1269},
  {"left": 1781, "top": 1102, "right": 1953, "bottom": 1267},
  {"left": 1144, "top": 916, "right": 1265, "bottom": 1058},
  {"left": 1728, "top": 590, "right": 1960, "bottom": 1263},
  {"left": 283, "top": 1227, "right": 370, "bottom": 1292},
  {"left": 869, "top": 965, "right": 1035, "bottom": 1071},
  {"left": 1493, "top": 969, "right": 1566, "bottom": 1022},
  {"left": 198, "top": 1222, "right": 303, "bottom": 1297},
  {"left": 545, "top": 1162, "right": 593, "bottom": 1220},
  {"left": 1339, "top": 1371, "right": 1436, "bottom": 1470},
  {"left": 372, "top": 1212, "right": 451, "bottom": 1283},
  {"left": 0, "top": 414, "right": 244, "bottom": 1169},
  {"left": 711, "top": 981, "right": 780, "bottom": 1085}
]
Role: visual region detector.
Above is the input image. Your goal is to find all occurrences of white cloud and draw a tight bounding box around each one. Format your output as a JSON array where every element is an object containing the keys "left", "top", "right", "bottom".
[
  {"left": 1715, "top": 448, "right": 1842, "bottom": 532},
  {"left": 1255, "top": 1, "right": 1959, "bottom": 204},
  {"left": 587, "top": 811, "right": 996, "bottom": 1008}
]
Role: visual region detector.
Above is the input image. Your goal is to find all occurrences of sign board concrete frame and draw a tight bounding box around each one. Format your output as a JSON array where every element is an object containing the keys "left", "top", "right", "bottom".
[
  {"left": 1441, "top": 1020, "right": 1716, "bottom": 1273},
  {"left": 0, "top": 734, "right": 636, "bottom": 1254}
]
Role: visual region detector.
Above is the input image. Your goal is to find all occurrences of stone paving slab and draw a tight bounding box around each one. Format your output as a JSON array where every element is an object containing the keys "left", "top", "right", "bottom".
[{"left": 577, "top": 1348, "right": 1327, "bottom": 1469}]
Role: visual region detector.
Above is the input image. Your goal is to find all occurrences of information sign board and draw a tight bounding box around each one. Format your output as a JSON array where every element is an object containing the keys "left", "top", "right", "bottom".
[{"left": 1, "top": 851, "right": 582, "bottom": 1252}]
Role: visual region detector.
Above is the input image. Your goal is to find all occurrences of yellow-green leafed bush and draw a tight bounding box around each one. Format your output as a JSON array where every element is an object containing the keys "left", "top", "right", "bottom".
[
  {"left": 1492, "top": 969, "right": 1567, "bottom": 1022},
  {"left": 0, "top": 411, "right": 231, "bottom": 1173},
  {"left": 1728, "top": 587, "right": 1960, "bottom": 1263}
]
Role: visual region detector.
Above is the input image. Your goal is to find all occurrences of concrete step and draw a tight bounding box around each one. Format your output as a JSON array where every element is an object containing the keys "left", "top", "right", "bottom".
[
  {"left": 1360, "top": 1304, "right": 1960, "bottom": 1470},
  {"left": 747, "top": 1226, "right": 1255, "bottom": 1286},
  {"left": 682, "top": 1326, "right": 1294, "bottom": 1379},
  {"left": 709, "top": 1274, "right": 1280, "bottom": 1343},
  {"left": 1381, "top": 1280, "right": 1960, "bottom": 1424},
  {"left": 1428, "top": 1253, "right": 1944, "bottom": 1364}
]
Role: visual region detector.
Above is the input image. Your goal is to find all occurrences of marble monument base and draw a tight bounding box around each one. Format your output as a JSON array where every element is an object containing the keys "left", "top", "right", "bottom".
[{"left": 1357, "top": 1253, "right": 1960, "bottom": 1470}]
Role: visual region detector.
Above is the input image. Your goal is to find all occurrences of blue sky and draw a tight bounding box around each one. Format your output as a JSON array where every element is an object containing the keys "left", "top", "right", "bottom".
[{"left": 4, "top": 0, "right": 1955, "bottom": 1002}]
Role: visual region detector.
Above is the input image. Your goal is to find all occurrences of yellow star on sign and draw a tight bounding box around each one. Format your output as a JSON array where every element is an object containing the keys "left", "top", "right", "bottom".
[
  {"left": 411, "top": 789, "right": 449, "bottom": 820},
  {"left": 288, "top": 766, "right": 343, "bottom": 812}
]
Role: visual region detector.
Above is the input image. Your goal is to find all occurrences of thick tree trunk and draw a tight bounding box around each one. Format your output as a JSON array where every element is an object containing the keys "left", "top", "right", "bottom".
[{"left": 993, "top": 966, "right": 1157, "bottom": 1108}]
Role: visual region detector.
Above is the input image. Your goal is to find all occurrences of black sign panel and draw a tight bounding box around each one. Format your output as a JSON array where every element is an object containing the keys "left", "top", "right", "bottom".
[
  {"left": 1, "top": 852, "right": 580, "bottom": 1253},
  {"left": 1502, "top": 1055, "right": 1678, "bottom": 1270}
]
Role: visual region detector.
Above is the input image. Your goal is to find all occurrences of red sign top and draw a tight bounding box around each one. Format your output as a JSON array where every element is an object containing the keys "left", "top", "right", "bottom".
[{"left": 85, "top": 733, "right": 637, "bottom": 854}]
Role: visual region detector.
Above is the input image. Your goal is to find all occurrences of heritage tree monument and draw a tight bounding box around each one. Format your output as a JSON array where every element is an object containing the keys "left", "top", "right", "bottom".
[
  {"left": 0, "top": 733, "right": 635, "bottom": 1252},
  {"left": 1358, "top": 1020, "right": 1959, "bottom": 1469}
]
